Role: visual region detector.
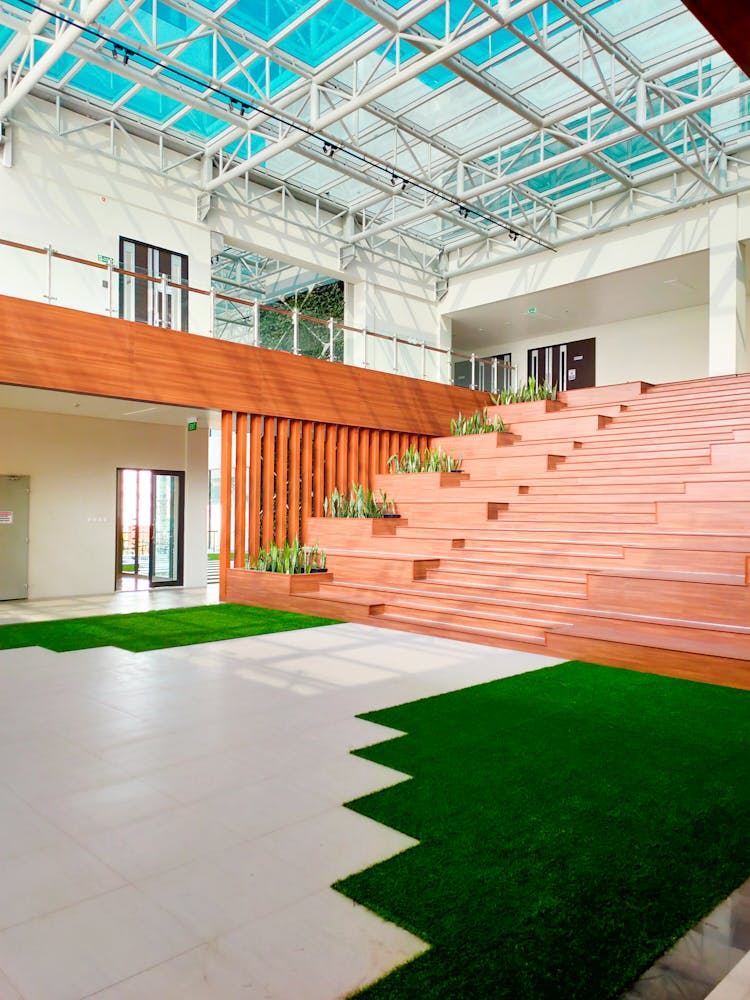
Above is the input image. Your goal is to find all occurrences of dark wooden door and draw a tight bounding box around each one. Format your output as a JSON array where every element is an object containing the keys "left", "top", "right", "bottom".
[{"left": 528, "top": 337, "right": 595, "bottom": 390}]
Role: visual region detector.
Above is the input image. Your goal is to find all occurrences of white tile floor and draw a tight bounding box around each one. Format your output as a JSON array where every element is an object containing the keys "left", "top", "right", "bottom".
[
  {"left": 0, "top": 590, "right": 563, "bottom": 1000},
  {"left": 1, "top": 589, "right": 748, "bottom": 1000}
]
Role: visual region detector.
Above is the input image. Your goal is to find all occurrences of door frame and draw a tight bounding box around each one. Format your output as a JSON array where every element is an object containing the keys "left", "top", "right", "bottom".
[
  {"left": 148, "top": 469, "right": 185, "bottom": 588},
  {"left": 115, "top": 467, "right": 185, "bottom": 591}
]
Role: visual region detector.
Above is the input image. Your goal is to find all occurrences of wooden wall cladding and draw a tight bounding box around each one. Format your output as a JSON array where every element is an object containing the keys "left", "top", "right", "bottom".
[{"left": 0, "top": 295, "right": 487, "bottom": 436}]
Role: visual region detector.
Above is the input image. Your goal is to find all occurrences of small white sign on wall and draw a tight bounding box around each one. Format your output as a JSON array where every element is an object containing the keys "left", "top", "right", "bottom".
[{"left": 0, "top": 511, "right": 13, "bottom": 524}]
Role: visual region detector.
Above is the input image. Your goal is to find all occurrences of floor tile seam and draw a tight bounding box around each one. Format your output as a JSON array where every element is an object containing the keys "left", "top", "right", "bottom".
[
  {"left": 0, "top": 873, "right": 129, "bottom": 938},
  {"left": 77, "top": 944, "right": 212, "bottom": 1000},
  {"left": 84, "top": 825, "right": 248, "bottom": 886}
]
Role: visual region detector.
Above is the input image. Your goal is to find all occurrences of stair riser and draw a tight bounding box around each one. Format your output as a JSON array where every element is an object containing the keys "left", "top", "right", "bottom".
[
  {"left": 324, "top": 552, "right": 440, "bottom": 584},
  {"left": 588, "top": 575, "right": 750, "bottom": 625},
  {"left": 425, "top": 569, "right": 586, "bottom": 596},
  {"left": 506, "top": 414, "right": 612, "bottom": 440},
  {"left": 377, "top": 604, "right": 548, "bottom": 639}
]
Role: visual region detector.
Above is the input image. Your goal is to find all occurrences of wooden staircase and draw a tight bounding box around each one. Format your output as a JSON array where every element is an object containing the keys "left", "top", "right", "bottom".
[{"left": 230, "top": 375, "right": 750, "bottom": 688}]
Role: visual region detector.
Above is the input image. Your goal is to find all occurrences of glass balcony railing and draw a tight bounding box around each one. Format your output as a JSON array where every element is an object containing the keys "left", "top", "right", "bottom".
[{"left": 0, "top": 235, "right": 516, "bottom": 392}]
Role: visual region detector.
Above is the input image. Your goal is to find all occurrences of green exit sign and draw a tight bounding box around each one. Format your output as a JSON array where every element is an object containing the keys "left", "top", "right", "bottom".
[
  {"left": 527, "top": 306, "right": 537, "bottom": 315},
  {"left": 187, "top": 420, "right": 198, "bottom": 432},
  {"left": 97, "top": 254, "right": 114, "bottom": 265}
]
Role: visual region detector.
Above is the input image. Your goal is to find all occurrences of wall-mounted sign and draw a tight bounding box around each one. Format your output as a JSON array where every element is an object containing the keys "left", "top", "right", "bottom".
[
  {"left": 187, "top": 420, "right": 198, "bottom": 432},
  {"left": 0, "top": 511, "right": 13, "bottom": 524},
  {"left": 527, "top": 307, "right": 537, "bottom": 315},
  {"left": 97, "top": 254, "right": 114, "bottom": 265}
]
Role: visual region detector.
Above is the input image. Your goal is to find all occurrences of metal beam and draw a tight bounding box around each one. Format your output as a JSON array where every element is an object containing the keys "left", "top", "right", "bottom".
[
  {"left": 0, "top": 0, "right": 111, "bottom": 120},
  {"left": 204, "top": 0, "right": 547, "bottom": 192}
]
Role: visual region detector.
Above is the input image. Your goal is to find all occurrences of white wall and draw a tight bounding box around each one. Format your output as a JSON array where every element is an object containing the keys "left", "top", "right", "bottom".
[
  {"left": 344, "top": 280, "right": 445, "bottom": 379},
  {"left": 0, "top": 409, "right": 208, "bottom": 599},
  {"left": 474, "top": 305, "right": 709, "bottom": 387},
  {"left": 0, "top": 108, "right": 213, "bottom": 335}
]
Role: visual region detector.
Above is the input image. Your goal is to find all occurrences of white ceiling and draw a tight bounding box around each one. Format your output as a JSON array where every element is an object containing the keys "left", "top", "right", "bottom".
[
  {"left": 449, "top": 251, "right": 711, "bottom": 351},
  {"left": 0, "top": 386, "right": 221, "bottom": 429}
]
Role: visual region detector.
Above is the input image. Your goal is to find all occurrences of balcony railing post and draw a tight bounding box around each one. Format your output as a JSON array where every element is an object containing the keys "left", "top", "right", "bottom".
[
  {"left": 470, "top": 352, "right": 477, "bottom": 390},
  {"left": 209, "top": 289, "right": 216, "bottom": 338},
  {"left": 43, "top": 243, "right": 55, "bottom": 302},
  {"left": 392, "top": 335, "right": 398, "bottom": 374},
  {"left": 492, "top": 357, "right": 498, "bottom": 395},
  {"left": 421, "top": 341, "right": 427, "bottom": 379},
  {"left": 327, "top": 317, "right": 335, "bottom": 361},
  {"left": 106, "top": 260, "right": 114, "bottom": 316},
  {"left": 362, "top": 328, "right": 368, "bottom": 368},
  {"left": 292, "top": 307, "right": 300, "bottom": 355},
  {"left": 253, "top": 299, "right": 260, "bottom": 347},
  {"left": 160, "top": 274, "right": 169, "bottom": 327}
]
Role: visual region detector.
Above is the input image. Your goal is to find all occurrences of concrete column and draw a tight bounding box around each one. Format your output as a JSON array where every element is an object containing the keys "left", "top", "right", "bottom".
[{"left": 709, "top": 197, "right": 746, "bottom": 376}]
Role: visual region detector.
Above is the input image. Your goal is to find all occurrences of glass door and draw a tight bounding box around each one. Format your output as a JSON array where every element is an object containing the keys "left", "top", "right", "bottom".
[{"left": 149, "top": 472, "right": 184, "bottom": 587}]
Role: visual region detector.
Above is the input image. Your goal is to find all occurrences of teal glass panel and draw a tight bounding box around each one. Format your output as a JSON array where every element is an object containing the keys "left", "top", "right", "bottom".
[
  {"left": 172, "top": 109, "right": 227, "bottom": 140},
  {"left": 122, "top": 87, "right": 183, "bottom": 122},
  {"left": 42, "top": 51, "right": 78, "bottom": 82},
  {"left": 276, "top": 0, "right": 373, "bottom": 64},
  {"left": 224, "top": 0, "right": 320, "bottom": 42},
  {"left": 68, "top": 63, "right": 134, "bottom": 102}
]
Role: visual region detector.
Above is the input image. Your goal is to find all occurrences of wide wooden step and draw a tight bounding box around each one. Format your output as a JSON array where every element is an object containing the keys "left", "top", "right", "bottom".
[
  {"left": 368, "top": 611, "right": 549, "bottom": 648},
  {"left": 424, "top": 567, "right": 587, "bottom": 597},
  {"left": 376, "top": 603, "right": 553, "bottom": 642}
]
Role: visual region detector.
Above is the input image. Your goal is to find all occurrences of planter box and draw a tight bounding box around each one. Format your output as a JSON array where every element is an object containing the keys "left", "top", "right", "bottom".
[
  {"left": 225, "top": 567, "right": 332, "bottom": 607},
  {"left": 485, "top": 399, "right": 566, "bottom": 421},
  {"left": 431, "top": 431, "right": 518, "bottom": 459},
  {"left": 373, "top": 471, "right": 468, "bottom": 502},
  {"left": 304, "top": 516, "right": 402, "bottom": 548}
]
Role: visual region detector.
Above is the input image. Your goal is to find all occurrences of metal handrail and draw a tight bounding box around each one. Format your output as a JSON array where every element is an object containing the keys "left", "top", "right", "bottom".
[{"left": 0, "top": 235, "right": 515, "bottom": 389}]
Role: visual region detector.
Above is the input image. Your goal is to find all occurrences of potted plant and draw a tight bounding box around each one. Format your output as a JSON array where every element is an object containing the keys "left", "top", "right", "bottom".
[{"left": 323, "top": 484, "right": 399, "bottom": 518}]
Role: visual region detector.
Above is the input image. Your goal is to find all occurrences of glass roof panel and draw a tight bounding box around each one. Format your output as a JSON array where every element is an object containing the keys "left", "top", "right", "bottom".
[
  {"left": 171, "top": 108, "right": 228, "bottom": 140},
  {"left": 0, "top": 0, "right": 747, "bottom": 256},
  {"left": 121, "top": 87, "right": 184, "bottom": 123},
  {"left": 40, "top": 51, "right": 79, "bottom": 83},
  {"left": 67, "top": 63, "right": 134, "bottom": 103},
  {"left": 275, "top": 0, "right": 375, "bottom": 64}
]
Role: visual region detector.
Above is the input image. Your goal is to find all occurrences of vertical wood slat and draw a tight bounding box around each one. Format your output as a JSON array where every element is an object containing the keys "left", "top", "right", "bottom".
[
  {"left": 389, "top": 431, "right": 399, "bottom": 461},
  {"left": 301, "top": 421, "right": 313, "bottom": 536},
  {"left": 219, "top": 410, "right": 233, "bottom": 600},
  {"left": 325, "top": 425, "right": 337, "bottom": 503},
  {"left": 418, "top": 434, "right": 428, "bottom": 453},
  {"left": 409, "top": 433, "right": 419, "bottom": 451},
  {"left": 369, "top": 430, "right": 380, "bottom": 486},
  {"left": 358, "top": 428, "right": 369, "bottom": 487},
  {"left": 337, "top": 426, "right": 348, "bottom": 493},
  {"left": 380, "top": 432, "right": 391, "bottom": 474},
  {"left": 313, "top": 423, "right": 325, "bottom": 517},
  {"left": 275, "top": 418, "right": 289, "bottom": 547},
  {"left": 262, "top": 418, "right": 275, "bottom": 549},
  {"left": 233, "top": 412, "right": 247, "bottom": 569},
  {"left": 248, "top": 414, "right": 261, "bottom": 560},
  {"left": 348, "top": 427, "right": 359, "bottom": 488},
  {"left": 288, "top": 420, "right": 301, "bottom": 543},
  {"left": 399, "top": 433, "right": 409, "bottom": 457}
]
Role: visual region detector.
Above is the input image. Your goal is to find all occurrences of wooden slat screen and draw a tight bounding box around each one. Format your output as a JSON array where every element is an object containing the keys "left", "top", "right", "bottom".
[{"left": 228, "top": 415, "right": 415, "bottom": 561}]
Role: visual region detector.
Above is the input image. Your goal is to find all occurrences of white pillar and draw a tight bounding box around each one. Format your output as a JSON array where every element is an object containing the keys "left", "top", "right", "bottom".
[
  {"left": 343, "top": 280, "right": 367, "bottom": 368},
  {"left": 709, "top": 197, "right": 746, "bottom": 376},
  {"left": 437, "top": 315, "right": 452, "bottom": 384}
]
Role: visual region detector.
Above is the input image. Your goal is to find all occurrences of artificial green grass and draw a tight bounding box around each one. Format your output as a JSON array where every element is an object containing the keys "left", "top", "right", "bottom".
[
  {"left": 0, "top": 603, "right": 340, "bottom": 652},
  {"left": 334, "top": 661, "right": 750, "bottom": 999}
]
